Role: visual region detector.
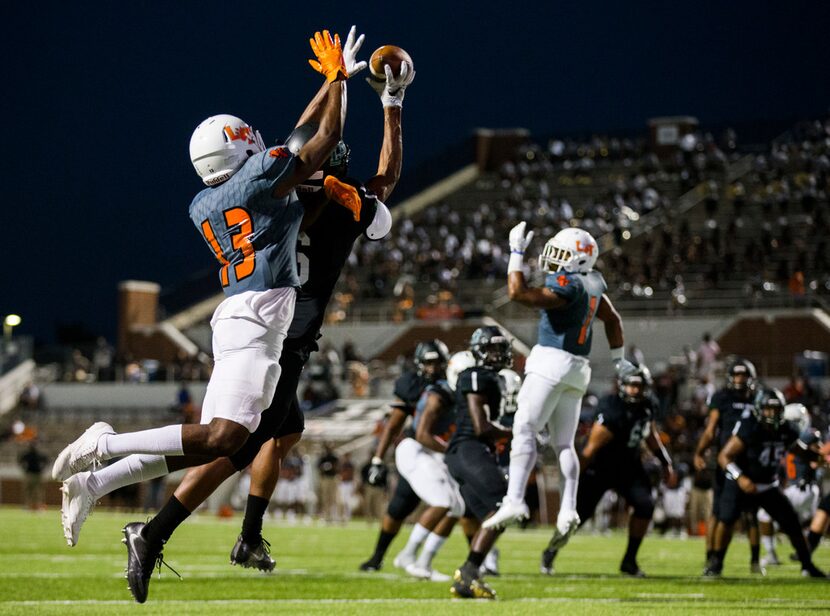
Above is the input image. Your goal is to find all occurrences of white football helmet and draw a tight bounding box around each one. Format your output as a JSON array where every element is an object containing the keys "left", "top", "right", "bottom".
[
  {"left": 446, "top": 351, "right": 476, "bottom": 391},
  {"left": 189, "top": 114, "right": 266, "bottom": 186},
  {"left": 498, "top": 368, "right": 522, "bottom": 418},
  {"left": 539, "top": 227, "right": 599, "bottom": 273},
  {"left": 784, "top": 402, "right": 810, "bottom": 432}
]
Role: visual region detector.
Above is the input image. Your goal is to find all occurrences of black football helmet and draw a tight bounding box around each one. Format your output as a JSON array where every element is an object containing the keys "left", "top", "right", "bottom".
[
  {"left": 284, "top": 122, "right": 350, "bottom": 179},
  {"left": 618, "top": 364, "right": 653, "bottom": 404},
  {"left": 414, "top": 339, "right": 450, "bottom": 383},
  {"left": 469, "top": 326, "right": 513, "bottom": 370},
  {"left": 751, "top": 387, "right": 786, "bottom": 430},
  {"left": 726, "top": 358, "right": 757, "bottom": 392}
]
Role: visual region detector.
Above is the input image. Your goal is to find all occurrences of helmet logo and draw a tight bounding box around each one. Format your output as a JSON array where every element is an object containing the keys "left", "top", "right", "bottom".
[
  {"left": 575, "top": 240, "right": 594, "bottom": 255},
  {"left": 224, "top": 125, "right": 256, "bottom": 144}
]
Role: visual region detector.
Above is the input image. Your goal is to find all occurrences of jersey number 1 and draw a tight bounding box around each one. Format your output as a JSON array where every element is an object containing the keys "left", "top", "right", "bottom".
[{"left": 200, "top": 208, "right": 255, "bottom": 287}]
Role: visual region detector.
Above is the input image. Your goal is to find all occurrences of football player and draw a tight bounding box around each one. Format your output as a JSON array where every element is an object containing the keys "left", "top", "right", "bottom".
[
  {"left": 393, "top": 340, "right": 465, "bottom": 581},
  {"left": 540, "top": 365, "right": 675, "bottom": 577},
  {"left": 693, "top": 358, "right": 764, "bottom": 572},
  {"left": 484, "top": 222, "right": 635, "bottom": 551},
  {"left": 445, "top": 326, "right": 514, "bottom": 599},
  {"left": 704, "top": 388, "right": 826, "bottom": 578},
  {"left": 56, "top": 28, "right": 373, "bottom": 602},
  {"left": 359, "top": 340, "right": 452, "bottom": 572}
]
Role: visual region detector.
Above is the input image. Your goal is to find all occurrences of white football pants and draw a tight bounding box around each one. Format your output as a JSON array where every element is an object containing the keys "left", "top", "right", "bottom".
[{"left": 506, "top": 345, "right": 591, "bottom": 512}]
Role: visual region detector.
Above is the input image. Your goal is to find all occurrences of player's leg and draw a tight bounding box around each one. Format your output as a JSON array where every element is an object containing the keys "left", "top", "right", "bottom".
[
  {"left": 548, "top": 386, "right": 584, "bottom": 535},
  {"left": 360, "top": 475, "right": 420, "bottom": 570},
  {"left": 707, "top": 479, "right": 745, "bottom": 576},
  {"left": 743, "top": 509, "right": 762, "bottom": 572},
  {"left": 759, "top": 488, "right": 824, "bottom": 577},
  {"left": 806, "top": 494, "right": 830, "bottom": 554},
  {"left": 618, "top": 468, "right": 655, "bottom": 577},
  {"left": 757, "top": 507, "right": 780, "bottom": 566},
  {"left": 541, "top": 467, "right": 606, "bottom": 574}
]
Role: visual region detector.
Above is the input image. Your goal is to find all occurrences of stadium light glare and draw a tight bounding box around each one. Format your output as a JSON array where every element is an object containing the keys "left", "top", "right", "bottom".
[{"left": 3, "top": 314, "right": 21, "bottom": 341}]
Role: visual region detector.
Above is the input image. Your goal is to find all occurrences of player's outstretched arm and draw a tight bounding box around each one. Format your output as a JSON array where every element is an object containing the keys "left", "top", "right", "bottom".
[
  {"left": 506, "top": 222, "right": 568, "bottom": 309},
  {"left": 579, "top": 422, "right": 613, "bottom": 472},
  {"left": 646, "top": 422, "right": 676, "bottom": 485},
  {"left": 595, "top": 294, "right": 637, "bottom": 377},
  {"left": 718, "top": 435, "right": 755, "bottom": 493}
]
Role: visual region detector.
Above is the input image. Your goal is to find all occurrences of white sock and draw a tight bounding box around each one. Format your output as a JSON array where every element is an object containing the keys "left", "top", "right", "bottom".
[
  {"left": 762, "top": 535, "right": 776, "bottom": 555},
  {"left": 415, "top": 532, "right": 447, "bottom": 569},
  {"left": 557, "top": 446, "right": 579, "bottom": 512},
  {"left": 506, "top": 422, "right": 537, "bottom": 503},
  {"left": 98, "top": 425, "right": 183, "bottom": 459},
  {"left": 401, "top": 523, "right": 430, "bottom": 557},
  {"left": 87, "top": 454, "right": 168, "bottom": 500}
]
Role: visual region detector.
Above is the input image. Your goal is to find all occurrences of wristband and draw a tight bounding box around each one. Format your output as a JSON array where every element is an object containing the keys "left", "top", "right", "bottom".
[
  {"left": 371, "top": 456, "right": 383, "bottom": 466},
  {"left": 508, "top": 252, "right": 525, "bottom": 274},
  {"left": 726, "top": 462, "right": 743, "bottom": 480},
  {"left": 610, "top": 347, "right": 625, "bottom": 363}
]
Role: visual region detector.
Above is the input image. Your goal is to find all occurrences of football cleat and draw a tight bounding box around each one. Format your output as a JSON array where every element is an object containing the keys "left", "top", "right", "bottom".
[
  {"left": 750, "top": 561, "right": 767, "bottom": 576},
  {"left": 61, "top": 471, "right": 95, "bottom": 547},
  {"left": 405, "top": 562, "right": 451, "bottom": 582},
  {"left": 555, "top": 509, "right": 581, "bottom": 541},
  {"left": 620, "top": 559, "right": 646, "bottom": 578},
  {"left": 359, "top": 557, "right": 382, "bottom": 571},
  {"left": 393, "top": 550, "right": 416, "bottom": 570},
  {"left": 702, "top": 561, "right": 722, "bottom": 578},
  {"left": 540, "top": 548, "right": 556, "bottom": 575},
  {"left": 761, "top": 552, "right": 781, "bottom": 567},
  {"left": 482, "top": 498, "right": 529, "bottom": 530},
  {"left": 230, "top": 535, "right": 275, "bottom": 572},
  {"left": 122, "top": 522, "right": 178, "bottom": 604},
  {"left": 801, "top": 564, "right": 828, "bottom": 578},
  {"left": 52, "top": 422, "right": 114, "bottom": 481},
  {"left": 450, "top": 562, "right": 496, "bottom": 600}
]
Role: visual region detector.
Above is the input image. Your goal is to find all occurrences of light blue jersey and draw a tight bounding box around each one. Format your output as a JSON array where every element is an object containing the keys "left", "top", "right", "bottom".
[
  {"left": 537, "top": 270, "right": 607, "bottom": 356},
  {"left": 189, "top": 146, "right": 303, "bottom": 296}
]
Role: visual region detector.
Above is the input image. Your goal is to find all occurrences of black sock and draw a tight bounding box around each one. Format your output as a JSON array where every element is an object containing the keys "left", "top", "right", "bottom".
[
  {"left": 807, "top": 531, "right": 822, "bottom": 553},
  {"left": 372, "top": 530, "right": 397, "bottom": 562},
  {"left": 241, "top": 495, "right": 270, "bottom": 544},
  {"left": 466, "top": 550, "right": 486, "bottom": 569},
  {"left": 142, "top": 496, "right": 191, "bottom": 549},
  {"left": 706, "top": 549, "right": 714, "bottom": 562},
  {"left": 623, "top": 535, "right": 643, "bottom": 563},
  {"left": 750, "top": 543, "right": 760, "bottom": 564},
  {"left": 713, "top": 549, "right": 725, "bottom": 566}
]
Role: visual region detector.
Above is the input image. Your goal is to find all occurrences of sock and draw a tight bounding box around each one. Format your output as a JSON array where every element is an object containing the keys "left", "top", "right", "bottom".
[
  {"left": 465, "top": 550, "right": 486, "bottom": 569},
  {"left": 241, "top": 495, "right": 270, "bottom": 544},
  {"left": 761, "top": 535, "right": 776, "bottom": 555},
  {"left": 713, "top": 549, "right": 726, "bottom": 566},
  {"left": 87, "top": 455, "right": 168, "bottom": 500},
  {"left": 807, "top": 530, "right": 822, "bottom": 553},
  {"left": 750, "top": 543, "right": 760, "bottom": 564},
  {"left": 624, "top": 535, "right": 643, "bottom": 563},
  {"left": 414, "top": 532, "right": 447, "bottom": 569},
  {"left": 98, "top": 425, "right": 183, "bottom": 459},
  {"left": 706, "top": 549, "right": 714, "bottom": 562},
  {"left": 142, "top": 496, "right": 191, "bottom": 549},
  {"left": 372, "top": 530, "right": 397, "bottom": 562},
  {"left": 400, "top": 523, "right": 430, "bottom": 557},
  {"left": 506, "top": 423, "right": 537, "bottom": 502}
]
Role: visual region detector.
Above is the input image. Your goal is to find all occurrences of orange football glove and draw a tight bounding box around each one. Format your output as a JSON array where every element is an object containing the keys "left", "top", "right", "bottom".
[
  {"left": 324, "top": 176, "right": 361, "bottom": 221},
  {"left": 308, "top": 30, "right": 348, "bottom": 82}
]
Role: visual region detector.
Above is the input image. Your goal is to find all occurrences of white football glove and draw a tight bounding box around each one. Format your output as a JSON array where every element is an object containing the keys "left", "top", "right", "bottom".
[
  {"left": 366, "top": 61, "right": 415, "bottom": 107},
  {"left": 614, "top": 358, "right": 638, "bottom": 379},
  {"left": 341, "top": 25, "right": 367, "bottom": 77},
  {"left": 509, "top": 221, "right": 534, "bottom": 254}
]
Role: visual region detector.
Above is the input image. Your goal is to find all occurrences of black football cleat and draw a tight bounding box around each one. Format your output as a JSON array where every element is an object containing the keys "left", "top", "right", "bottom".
[
  {"left": 450, "top": 562, "right": 496, "bottom": 599},
  {"left": 122, "top": 522, "right": 179, "bottom": 603},
  {"left": 801, "top": 564, "right": 828, "bottom": 579},
  {"left": 359, "top": 557, "right": 383, "bottom": 571},
  {"left": 620, "top": 559, "right": 646, "bottom": 578},
  {"left": 540, "top": 548, "right": 557, "bottom": 575},
  {"left": 702, "top": 562, "right": 723, "bottom": 578},
  {"left": 230, "top": 535, "right": 275, "bottom": 572}
]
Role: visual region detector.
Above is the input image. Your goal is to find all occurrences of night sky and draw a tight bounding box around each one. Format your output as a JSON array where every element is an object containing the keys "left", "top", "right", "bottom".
[{"left": 5, "top": 1, "right": 830, "bottom": 344}]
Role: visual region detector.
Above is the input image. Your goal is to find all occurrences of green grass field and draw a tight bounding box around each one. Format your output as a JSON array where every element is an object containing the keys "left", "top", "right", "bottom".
[{"left": 0, "top": 507, "right": 828, "bottom": 615}]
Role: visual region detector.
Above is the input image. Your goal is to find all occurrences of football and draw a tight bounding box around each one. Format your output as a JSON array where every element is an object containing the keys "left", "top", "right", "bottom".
[{"left": 369, "top": 45, "right": 413, "bottom": 81}]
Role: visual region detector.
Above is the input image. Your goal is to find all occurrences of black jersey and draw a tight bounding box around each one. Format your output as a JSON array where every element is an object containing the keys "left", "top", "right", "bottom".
[
  {"left": 708, "top": 388, "right": 753, "bottom": 448},
  {"left": 591, "top": 394, "right": 655, "bottom": 469},
  {"left": 733, "top": 414, "right": 800, "bottom": 485},
  {"left": 285, "top": 179, "right": 380, "bottom": 351},
  {"left": 412, "top": 380, "right": 456, "bottom": 444},
  {"left": 449, "top": 366, "right": 503, "bottom": 449},
  {"left": 391, "top": 370, "right": 427, "bottom": 417}
]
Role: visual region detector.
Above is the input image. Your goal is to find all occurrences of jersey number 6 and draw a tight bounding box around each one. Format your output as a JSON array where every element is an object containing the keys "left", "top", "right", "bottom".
[{"left": 200, "top": 208, "right": 255, "bottom": 287}]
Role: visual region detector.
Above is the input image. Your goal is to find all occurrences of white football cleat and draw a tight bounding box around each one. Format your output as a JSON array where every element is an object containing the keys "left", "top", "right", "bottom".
[
  {"left": 428, "top": 568, "right": 451, "bottom": 582},
  {"left": 482, "top": 498, "right": 529, "bottom": 530},
  {"left": 52, "top": 422, "right": 114, "bottom": 481},
  {"left": 405, "top": 562, "right": 431, "bottom": 579},
  {"left": 548, "top": 509, "right": 580, "bottom": 551},
  {"left": 61, "top": 471, "right": 96, "bottom": 547},
  {"left": 393, "top": 550, "right": 416, "bottom": 570}
]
